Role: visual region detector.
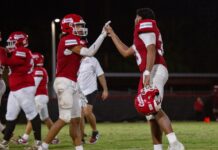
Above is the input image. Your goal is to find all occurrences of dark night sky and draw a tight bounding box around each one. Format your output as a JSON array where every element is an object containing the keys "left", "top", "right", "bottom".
[{"left": 1, "top": 0, "right": 218, "bottom": 75}]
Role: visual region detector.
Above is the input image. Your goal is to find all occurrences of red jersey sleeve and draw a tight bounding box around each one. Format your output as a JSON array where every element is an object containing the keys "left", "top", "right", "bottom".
[
  {"left": 136, "top": 19, "right": 157, "bottom": 34},
  {"left": 64, "top": 35, "right": 81, "bottom": 48}
]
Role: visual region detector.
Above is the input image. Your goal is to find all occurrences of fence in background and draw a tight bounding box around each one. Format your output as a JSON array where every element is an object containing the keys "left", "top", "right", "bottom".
[{"left": 0, "top": 73, "right": 218, "bottom": 123}]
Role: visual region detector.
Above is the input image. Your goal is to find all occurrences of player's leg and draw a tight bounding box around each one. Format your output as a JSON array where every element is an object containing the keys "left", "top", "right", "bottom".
[
  {"left": 16, "top": 121, "right": 32, "bottom": 145},
  {"left": 151, "top": 65, "right": 184, "bottom": 150},
  {"left": 148, "top": 119, "right": 163, "bottom": 150},
  {"left": 83, "top": 91, "right": 99, "bottom": 144},
  {"left": 35, "top": 95, "right": 53, "bottom": 130},
  {"left": 20, "top": 87, "right": 41, "bottom": 148},
  {"left": 80, "top": 108, "right": 86, "bottom": 144},
  {"left": 0, "top": 91, "right": 21, "bottom": 149},
  {"left": 39, "top": 77, "right": 74, "bottom": 150},
  {"left": 18, "top": 94, "right": 50, "bottom": 146},
  {"left": 69, "top": 89, "right": 83, "bottom": 150},
  {"left": 39, "top": 103, "right": 59, "bottom": 144},
  {"left": 83, "top": 105, "right": 97, "bottom": 131}
]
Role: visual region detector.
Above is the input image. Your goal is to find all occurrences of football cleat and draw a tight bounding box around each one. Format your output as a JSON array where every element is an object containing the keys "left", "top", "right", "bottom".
[
  {"left": 50, "top": 137, "right": 60, "bottom": 144},
  {"left": 89, "top": 131, "right": 99, "bottom": 144},
  {"left": 16, "top": 136, "right": 28, "bottom": 145}
]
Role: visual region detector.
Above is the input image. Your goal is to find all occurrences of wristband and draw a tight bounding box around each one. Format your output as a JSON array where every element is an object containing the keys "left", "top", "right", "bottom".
[{"left": 143, "top": 70, "right": 150, "bottom": 76}]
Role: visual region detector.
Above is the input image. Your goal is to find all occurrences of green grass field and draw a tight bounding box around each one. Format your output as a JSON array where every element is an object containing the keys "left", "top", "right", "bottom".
[{"left": 1, "top": 121, "right": 217, "bottom": 150}]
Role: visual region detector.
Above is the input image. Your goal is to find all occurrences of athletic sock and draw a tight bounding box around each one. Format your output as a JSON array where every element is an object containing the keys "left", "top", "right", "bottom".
[
  {"left": 4, "top": 120, "right": 16, "bottom": 141},
  {"left": 75, "top": 145, "right": 83, "bottom": 150},
  {"left": 154, "top": 144, "right": 163, "bottom": 150},
  {"left": 166, "top": 132, "right": 177, "bottom": 144},
  {"left": 22, "top": 133, "right": 29, "bottom": 140},
  {"left": 30, "top": 114, "right": 41, "bottom": 141}
]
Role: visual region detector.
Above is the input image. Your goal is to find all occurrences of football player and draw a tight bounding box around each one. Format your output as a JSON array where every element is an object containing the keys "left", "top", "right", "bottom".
[
  {"left": 0, "top": 31, "right": 41, "bottom": 149},
  {"left": 38, "top": 14, "right": 110, "bottom": 150},
  {"left": 0, "top": 32, "right": 6, "bottom": 135},
  {"left": 105, "top": 8, "right": 185, "bottom": 150},
  {"left": 16, "top": 52, "right": 59, "bottom": 145}
]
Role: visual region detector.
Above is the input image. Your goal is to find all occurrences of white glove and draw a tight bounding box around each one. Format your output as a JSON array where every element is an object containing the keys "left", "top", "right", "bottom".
[{"left": 101, "top": 20, "right": 111, "bottom": 37}]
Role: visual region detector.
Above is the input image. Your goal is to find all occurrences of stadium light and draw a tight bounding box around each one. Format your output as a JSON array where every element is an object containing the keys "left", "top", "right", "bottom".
[
  {"left": 54, "top": 18, "right": 60, "bottom": 23},
  {"left": 51, "top": 18, "right": 60, "bottom": 98}
]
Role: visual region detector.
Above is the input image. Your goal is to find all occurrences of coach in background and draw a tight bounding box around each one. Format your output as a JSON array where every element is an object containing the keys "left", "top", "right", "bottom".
[{"left": 78, "top": 56, "right": 109, "bottom": 144}]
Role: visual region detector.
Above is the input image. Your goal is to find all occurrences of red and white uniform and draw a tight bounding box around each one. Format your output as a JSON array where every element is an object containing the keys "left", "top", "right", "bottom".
[
  {"left": 0, "top": 47, "right": 34, "bottom": 91},
  {"left": 33, "top": 67, "right": 48, "bottom": 96},
  {"left": 0, "top": 47, "right": 37, "bottom": 121},
  {"left": 133, "top": 19, "right": 166, "bottom": 73},
  {"left": 56, "top": 34, "right": 86, "bottom": 81},
  {"left": 133, "top": 19, "right": 168, "bottom": 105},
  {"left": 54, "top": 34, "right": 87, "bottom": 122},
  {"left": 33, "top": 66, "right": 49, "bottom": 120}
]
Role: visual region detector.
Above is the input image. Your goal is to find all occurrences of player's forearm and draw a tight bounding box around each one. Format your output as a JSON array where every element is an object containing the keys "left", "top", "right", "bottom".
[
  {"left": 98, "top": 74, "right": 108, "bottom": 91},
  {"left": 146, "top": 45, "right": 156, "bottom": 71},
  {"left": 110, "top": 33, "right": 130, "bottom": 57},
  {"left": 80, "top": 33, "right": 106, "bottom": 56}
]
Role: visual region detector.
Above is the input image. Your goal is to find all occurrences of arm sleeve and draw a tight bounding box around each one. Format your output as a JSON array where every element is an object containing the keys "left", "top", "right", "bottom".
[
  {"left": 80, "top": 34, "right": 106, "bottom": 56},
  {"left": 139, "top": 33, "right": 156, "bottom": 48}
]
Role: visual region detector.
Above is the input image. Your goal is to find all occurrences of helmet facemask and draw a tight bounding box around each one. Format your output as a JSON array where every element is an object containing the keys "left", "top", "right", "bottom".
[{"left": 71, "top": 21, "right": 88, "bottom": 37}]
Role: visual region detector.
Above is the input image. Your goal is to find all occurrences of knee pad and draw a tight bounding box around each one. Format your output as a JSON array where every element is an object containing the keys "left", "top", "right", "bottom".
[{"left": 59, "top": 109, "right": 71, "bottom": 123}]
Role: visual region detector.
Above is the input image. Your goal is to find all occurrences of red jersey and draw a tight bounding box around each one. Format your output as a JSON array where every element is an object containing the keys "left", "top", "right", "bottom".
[
  {"left": 133, "top": 19, "right": 167, "bottom": 73},
  {"left": 0, "top": 47, "right": 34, "bottom": 91},
  {"left": 56, "top": 34, "right": 87, "bottom": 81},
  {"left": 33, "top": 66, "right": 48, "bottom": 95}
]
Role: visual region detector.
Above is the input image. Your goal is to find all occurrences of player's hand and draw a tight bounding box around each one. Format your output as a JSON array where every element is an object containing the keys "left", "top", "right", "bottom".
[
  {"left": 102, "top": 21, "right": 111, "bottom": 37},
  {"left": 101, "top": 90, "right": 109, "bottom": 100},
  {"left": 105, "top": 25, "right": 115, "bottom": 37}
]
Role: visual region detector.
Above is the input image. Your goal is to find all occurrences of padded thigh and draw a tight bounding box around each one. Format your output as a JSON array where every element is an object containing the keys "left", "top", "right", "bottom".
[{"left": 54, "top": 77, "right": 75, "bottom": 109}]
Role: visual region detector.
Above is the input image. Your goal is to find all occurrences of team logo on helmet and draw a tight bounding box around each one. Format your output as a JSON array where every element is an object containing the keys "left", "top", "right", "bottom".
[{"left": 135, "top": 86, "right": 162, "bottom": 115}]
